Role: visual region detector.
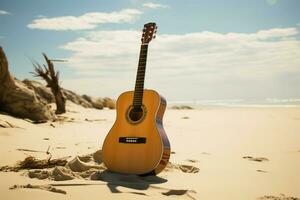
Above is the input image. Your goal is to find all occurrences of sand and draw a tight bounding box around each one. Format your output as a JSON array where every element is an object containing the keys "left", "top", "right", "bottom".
[{"left": 0, "top": 101, "right": 300, "bottom": 200}]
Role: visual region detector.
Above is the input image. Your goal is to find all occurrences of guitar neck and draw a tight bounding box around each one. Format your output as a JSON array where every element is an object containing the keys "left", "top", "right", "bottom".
[{"left": 133, "top": 44, "right": 148, "bottom": 108}]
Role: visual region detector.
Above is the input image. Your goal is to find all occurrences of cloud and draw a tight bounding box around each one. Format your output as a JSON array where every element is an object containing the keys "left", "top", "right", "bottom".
[
  {"left": 266, "top": 0, "right": 280, "bottom": 5},
  {"left": 60, "top": 27, "right": 300, "bottom": 99},
  {"left": 27, "top": 9, "right": 142, "bottom": 31},
  {"left": 143, "top": 2, "right": 169, "bottom": 9},
  {"left": 0, "top": 10, "right": 10, "bottom": 15}
]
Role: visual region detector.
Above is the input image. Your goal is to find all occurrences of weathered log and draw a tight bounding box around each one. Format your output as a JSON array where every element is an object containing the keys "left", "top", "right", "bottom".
[{"left": 0, "top": 47, "right": 54, "bottom": 122}]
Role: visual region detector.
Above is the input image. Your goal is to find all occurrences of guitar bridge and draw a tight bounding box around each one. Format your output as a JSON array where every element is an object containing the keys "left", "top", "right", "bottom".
[{"left": 119, "top": 137, "right": 146, "bottom": 144}]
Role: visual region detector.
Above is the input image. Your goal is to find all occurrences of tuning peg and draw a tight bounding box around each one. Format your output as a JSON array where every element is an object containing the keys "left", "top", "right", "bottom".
[{"left": 153, "top": 35, "right": 156, "bottom": 39}]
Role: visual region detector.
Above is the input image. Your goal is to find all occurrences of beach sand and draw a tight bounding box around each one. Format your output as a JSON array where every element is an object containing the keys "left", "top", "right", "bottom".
[{"left": 0, "top": 102, "right": 299, "bottom": 200}]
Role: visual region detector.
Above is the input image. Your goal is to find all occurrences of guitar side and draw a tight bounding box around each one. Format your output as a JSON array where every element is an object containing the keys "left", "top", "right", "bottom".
[{"left": 102, "top": 89, "right": 170, "bottom": 175}]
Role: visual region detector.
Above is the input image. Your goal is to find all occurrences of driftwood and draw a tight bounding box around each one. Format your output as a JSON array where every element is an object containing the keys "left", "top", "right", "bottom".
[
  {"left": 0, "top": 156, "right": 69, "bottom": 172},
  {"left": 0, "top": 47, "right": 54, "bottom": 121},
  {"left": 32, "top": 54, "right": 66, "bottom": 114}
]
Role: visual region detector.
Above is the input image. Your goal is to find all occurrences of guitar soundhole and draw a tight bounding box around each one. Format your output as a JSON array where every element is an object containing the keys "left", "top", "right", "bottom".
[{"left": 126, "top": 105, "right": 147, "bottom": 124}]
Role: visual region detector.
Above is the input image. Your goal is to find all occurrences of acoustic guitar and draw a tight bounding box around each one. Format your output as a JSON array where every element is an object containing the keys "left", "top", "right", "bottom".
[{"left": 102, "top": 22, "right": 171, "bottom": 175}]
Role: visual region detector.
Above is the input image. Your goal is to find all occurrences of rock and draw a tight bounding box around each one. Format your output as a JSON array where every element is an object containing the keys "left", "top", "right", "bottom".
[
  {"left": 22, "top": 80, "right": 111, "bottom": 110},
  {"left": 23, "top": 79, "right": 54, "bottom": 103},
  {"left": 92, "top": 97, "right": 104, "bottom": 109},
  {"left": 82, "top": 94, "right": 92, "bottom": 103},
  {"left": 28, "top": 169, "right": 50, "bottom": 179},
  {"left": 82, "top": 95, "right": 104, "bottom": 110},
  {"left": 103, "top": 97, "right": 116, "bottom": 109},
  {"left": 62, "top": 89, "right": 93, "bottom": 108}
]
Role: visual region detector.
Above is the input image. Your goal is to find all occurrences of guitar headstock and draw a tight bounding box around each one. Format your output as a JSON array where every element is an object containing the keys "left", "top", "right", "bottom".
[{"left": 141, "top": 22, "right": 157, "bottom": 44}]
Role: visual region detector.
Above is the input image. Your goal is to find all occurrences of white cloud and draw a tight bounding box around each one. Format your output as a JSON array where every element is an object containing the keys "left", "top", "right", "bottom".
[
  {"left": 0, "top": 10, "right": 10, "bottom": 15},
  {"left": 266, "top": 0, "right": 280, "bottom": 5},
  {"left": 143, "top": 2, "right": 169, "bottom": 9},
  {"left": 27, "top": 9, "right": 142, "bottom": 31},
  {"left": 60, "top": 27, "right": 300, "bottom": 100}
]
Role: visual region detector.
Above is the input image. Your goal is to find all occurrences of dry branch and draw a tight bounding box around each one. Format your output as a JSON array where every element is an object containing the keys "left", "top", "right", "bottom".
[{"left": 32, "top": 53, "right": 66, "bottom": 114}]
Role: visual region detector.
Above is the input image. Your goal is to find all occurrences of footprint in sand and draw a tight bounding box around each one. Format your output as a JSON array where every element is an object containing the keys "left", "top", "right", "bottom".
[
  {"left": 256, "top": 170, "right": 268, "bottom": 173},
  {"left": 166, "top": 162, "right": 200, "bottom": 173},
  {"left": 243, "top": 156, "right": 269, "bottom": 162},
  {"left": 186, "top": 159, "right": 198, "bottom": 163}
]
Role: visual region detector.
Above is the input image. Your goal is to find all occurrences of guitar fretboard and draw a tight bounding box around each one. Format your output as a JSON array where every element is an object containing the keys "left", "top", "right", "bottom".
[{"left": 133, "top": 44, "right": 148, "bottom": 108}]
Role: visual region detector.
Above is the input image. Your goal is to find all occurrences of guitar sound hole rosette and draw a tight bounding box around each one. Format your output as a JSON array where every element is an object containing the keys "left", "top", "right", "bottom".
[{"left": 126, "top": 105, "right": 147, "bottom": 125}]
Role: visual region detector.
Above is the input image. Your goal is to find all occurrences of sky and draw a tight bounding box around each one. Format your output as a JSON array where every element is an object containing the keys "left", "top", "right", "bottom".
[{"left": 0, "top": 0, "right": 300, "bottom": 102}]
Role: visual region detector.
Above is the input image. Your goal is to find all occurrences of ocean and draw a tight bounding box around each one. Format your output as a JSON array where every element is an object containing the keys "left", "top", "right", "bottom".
[{"left": 168, "top": 98, "right": 300, "bottom": 108}]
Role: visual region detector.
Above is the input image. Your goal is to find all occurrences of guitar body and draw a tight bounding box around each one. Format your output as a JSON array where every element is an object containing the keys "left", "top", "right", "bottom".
[{"left": 102, "top": 89, "right": 171, "bottom": 175}]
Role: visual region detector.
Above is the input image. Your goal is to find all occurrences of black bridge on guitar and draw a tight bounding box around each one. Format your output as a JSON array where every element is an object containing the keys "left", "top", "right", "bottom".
[{"left": 119, "top": 137, "right": 146, "bottom": 144}]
